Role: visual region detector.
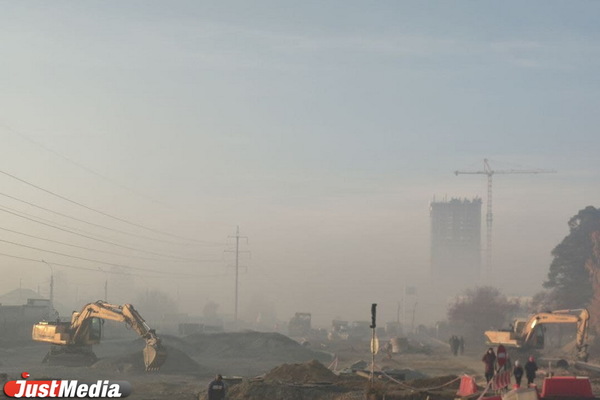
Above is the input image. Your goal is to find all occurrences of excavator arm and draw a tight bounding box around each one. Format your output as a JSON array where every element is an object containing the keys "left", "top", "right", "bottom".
[
  {"left": 33, "top": 301, "right": 167, "bottom": 370},
  {"left": 70, "top": 302, "right": 155, "bottom": 341},
  {"left": 522, "top": 309, "right": 589, "bottom": 361},
  {"left": 485, "top": 308, "right": 590, "bottom": 362}
]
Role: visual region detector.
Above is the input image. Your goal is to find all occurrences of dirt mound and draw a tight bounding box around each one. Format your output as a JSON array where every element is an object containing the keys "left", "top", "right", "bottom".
[
  {"left": 264, "top": 360, "right": 338, "bottom": 384},
  {"left": 184, "top": 331, "right": 331, "bottom": 362},
  {"left": 91, "top": 345, "right": 208, "bottom": 375},
  {"left": 404, "top": 374, "right": 460, "bottom": 389},
  {"left": 131, "top": 334, "right": 195, "bottom": 354},
  {"left": 218, "top": 380, "right": 358, "bottom": 400}
]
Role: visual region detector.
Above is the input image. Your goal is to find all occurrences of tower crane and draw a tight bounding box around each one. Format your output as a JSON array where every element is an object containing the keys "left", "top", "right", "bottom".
[{"left": 454, "top": 158, "right": 555, "bottom": 277}]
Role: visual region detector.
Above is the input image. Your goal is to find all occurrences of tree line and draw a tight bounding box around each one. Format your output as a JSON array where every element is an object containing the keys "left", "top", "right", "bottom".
[{"left": 447, "top": 206, "right": 600, "bottom": 344}]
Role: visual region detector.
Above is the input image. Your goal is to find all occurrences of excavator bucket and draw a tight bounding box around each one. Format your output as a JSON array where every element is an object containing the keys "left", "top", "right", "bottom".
[{"left": 143, "top": 342, "right": 167, "bottom": 371}]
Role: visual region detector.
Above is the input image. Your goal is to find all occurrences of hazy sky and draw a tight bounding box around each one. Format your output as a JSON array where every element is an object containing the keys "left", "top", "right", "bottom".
[{"left": 1, "top": 1, "right": 599, "bottom": 326}]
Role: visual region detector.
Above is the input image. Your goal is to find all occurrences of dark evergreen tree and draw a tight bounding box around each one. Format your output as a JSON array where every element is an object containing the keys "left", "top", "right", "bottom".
[{"left": 543, "top": 206, "right": 600, "bottom": 308}]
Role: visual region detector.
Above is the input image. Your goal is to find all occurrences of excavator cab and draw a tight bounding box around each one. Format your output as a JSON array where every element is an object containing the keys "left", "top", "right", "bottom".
[
  {"left": 89, "top": 318, "right": 102, "bottom": 342},
  {"left": 514, "top": 320, "right": 527, "bottom": 336},
  {"left": 531, "top": 326, "right": 545, "bottom": 349},
  {"left": 32, "top": 301, "right": 167, "bottom": 371}
]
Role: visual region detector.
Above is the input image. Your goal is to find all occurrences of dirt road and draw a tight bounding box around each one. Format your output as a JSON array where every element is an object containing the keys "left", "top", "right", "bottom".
[{"left": 1, "top": 333, "right": 592, "bottom": 399}]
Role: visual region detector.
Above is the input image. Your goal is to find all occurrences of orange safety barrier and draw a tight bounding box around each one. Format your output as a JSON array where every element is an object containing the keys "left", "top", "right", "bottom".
[
  {"left": 492, "top": 370, "right": 512, "bottom": 390},
  {"left": 456, "top": 375, "right": 478, "bottom": 396},
  {"left": 540, "top": 376, "right": 593, "bottom": 398}
]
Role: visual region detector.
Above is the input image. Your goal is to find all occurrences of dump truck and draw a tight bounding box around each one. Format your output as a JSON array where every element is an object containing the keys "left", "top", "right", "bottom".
[
  {"left": 328, "top": 320, "right": 349, "bottom": 341},
  {"left": 32, "top": 300, "right": 167, "bottom": 370},
  {"left": 484, "top": 308, "right": 589, "bottom": 361}
]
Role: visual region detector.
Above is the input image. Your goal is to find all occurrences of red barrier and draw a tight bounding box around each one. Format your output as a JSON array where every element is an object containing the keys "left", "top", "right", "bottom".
[
  {"left": 492, "top": 370, "right": 511, "bottom": 390},
  {"left": 540, "top": 376, "right": 593, "bottom": 398},
  {"left": 456, "top": 375, "right": 478, "bottom": 396}
]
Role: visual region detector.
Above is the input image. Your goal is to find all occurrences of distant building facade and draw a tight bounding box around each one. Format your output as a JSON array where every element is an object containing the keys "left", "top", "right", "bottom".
[
  {"left": 430, "top": 197, "right": 482, "bottom": 286},
  {"left": 0, "top": 298, "right": 52, "bottom": 341}
]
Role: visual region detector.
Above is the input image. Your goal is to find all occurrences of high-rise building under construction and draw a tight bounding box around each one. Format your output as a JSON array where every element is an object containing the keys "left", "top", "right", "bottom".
[{"left": 430, "top": 197, "right": 482, "bottom": 285}]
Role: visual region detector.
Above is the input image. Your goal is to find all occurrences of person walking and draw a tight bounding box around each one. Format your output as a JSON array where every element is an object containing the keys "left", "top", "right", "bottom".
[
  {"left": 459, "top": 336, "right": 465, "bottom": 355},
  {"left": 524, "top": 356, "right": 538, "bottom": 386},
  {"left": 208, "top": 374, "right": 226, "bottom": 400},
  {"left": 451, "top": 336, "right": 460, "bottom": 356},
  {"left": 449, "top": 336, "right": 456, "bottom": 356},
  {"left": 513, "top": 360, "right": 524, "bottom": 388},
  {"left": 482, "top": 348, "right": 496, "bottom": 383}
]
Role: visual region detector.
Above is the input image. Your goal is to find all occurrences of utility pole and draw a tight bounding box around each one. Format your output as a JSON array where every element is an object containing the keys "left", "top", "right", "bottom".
[
  {"left": 99, "top": 267, "right": 108, "bottom": 302},
  {"left": 369, "top": 304, "right": 377, "bottom": 386},
  {"left": 226, "top": 226, "right": 249, "bottom": 322},
  {"left": 42, "top": 260, "right": 54, "bottom": 310},
  {"left": 411, "top": 302, "right": 418, "bottom": 333},
  {"left": 455, "top": 158, "right": 555, "bottom": 278}
]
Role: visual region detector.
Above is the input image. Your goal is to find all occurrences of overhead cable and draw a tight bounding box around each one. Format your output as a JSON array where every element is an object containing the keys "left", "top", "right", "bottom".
[
  {"left": 0, "top": 191, "right": 222, "bottom": 246},
  {"left": 0, "top": 168, "right": 208, "bottom": 244},
  {"left": 0, "top": 205, "right": 214, "bottom": 262}
]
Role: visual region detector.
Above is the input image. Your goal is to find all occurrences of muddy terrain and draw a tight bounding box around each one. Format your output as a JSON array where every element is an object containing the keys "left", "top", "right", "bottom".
[{"left": 1, "top": 332, "right": 599, "bottom": 399}]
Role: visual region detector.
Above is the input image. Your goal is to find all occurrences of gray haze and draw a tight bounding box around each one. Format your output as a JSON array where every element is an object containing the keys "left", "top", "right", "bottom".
[{"left": 1, "top": 1, "right": 599, "bottom": 328}]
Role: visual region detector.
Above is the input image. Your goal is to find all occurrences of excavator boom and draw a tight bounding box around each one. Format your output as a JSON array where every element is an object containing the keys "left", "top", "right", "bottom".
[
  {"left": 484, "top": 308, "right": 589, "bottom": 361},
  {"left": 32, "top": 301, "right": 167, "bottom": 371}
]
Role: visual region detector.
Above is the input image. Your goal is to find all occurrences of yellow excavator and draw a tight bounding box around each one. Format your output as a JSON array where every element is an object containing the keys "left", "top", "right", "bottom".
[
  {"left": 32, "top": 301, "right": 167, "bottom": 371},
  {"left": 484, "top": 308, "right": 590, "bottom": 361}
]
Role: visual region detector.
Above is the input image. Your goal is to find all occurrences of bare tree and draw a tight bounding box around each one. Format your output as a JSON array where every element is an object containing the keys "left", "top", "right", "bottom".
[{"left": 448, "top": 286, "right": 519, "bottom": 344}]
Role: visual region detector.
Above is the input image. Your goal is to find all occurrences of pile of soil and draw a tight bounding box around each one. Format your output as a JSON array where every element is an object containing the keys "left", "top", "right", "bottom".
[
  {"left": 216, "top": 380, "right": 361, "bottom": 400},
  {"left": 382, "top": 368, "right": 427, "bottom": 381},
  {"left": 91, "top": 345, "right": 209, "bottom": 375},
  {"left": 184, "top": 331, "right": 331, "bottom": 362},
  {"left": 264, "top": 360, "right": 338, "bottom": 384},
  {"left": 131, "top": 334, "right": 195, "bottom": 355},
  {"left": 404, "top": 374, "right": 460, "bottom": 389}
]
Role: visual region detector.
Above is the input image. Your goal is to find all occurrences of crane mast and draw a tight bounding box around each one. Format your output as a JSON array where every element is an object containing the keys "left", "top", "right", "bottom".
[{"left": 454, "top": 158, "right": 555, "bottom": 278}]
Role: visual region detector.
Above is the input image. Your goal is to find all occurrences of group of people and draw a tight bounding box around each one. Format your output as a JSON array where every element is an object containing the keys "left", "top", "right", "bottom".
[
  {"left": 482, "top": 347, "right": 539, "bottom": 388},
  {"left": 449, "top": 335, "right": 465, "bottom": 356}
]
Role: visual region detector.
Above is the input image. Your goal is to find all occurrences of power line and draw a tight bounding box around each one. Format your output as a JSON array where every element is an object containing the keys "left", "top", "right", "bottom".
[
  {"left": 0, "top": 122, "right": 175, "bottom": 209},
  {"left": 0, "top": 236, "right": 162, "bottom": 273},
  {"left": 1, "top": 123, "right": 238, "bottom": 240},
  {"left": 0, "top": 252, "right": 106, "bottom": 273},
  {"left": 0, "top": 236, "right": 215, "bottom": 277},
  {"left": 0, "top": 225, "right": 205, "bottom": 263},
  {"left": 0, "top": 168, "right": 206, "bottom": 244},
  {"left": 0, "top": 191, "right": 222, "bottom": 247},
  {"left": 0, "top": 251, "right": 227, "bottom": 280},
  {"left": 0, "top": 204, "right": 214, "bottom": 262}
]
